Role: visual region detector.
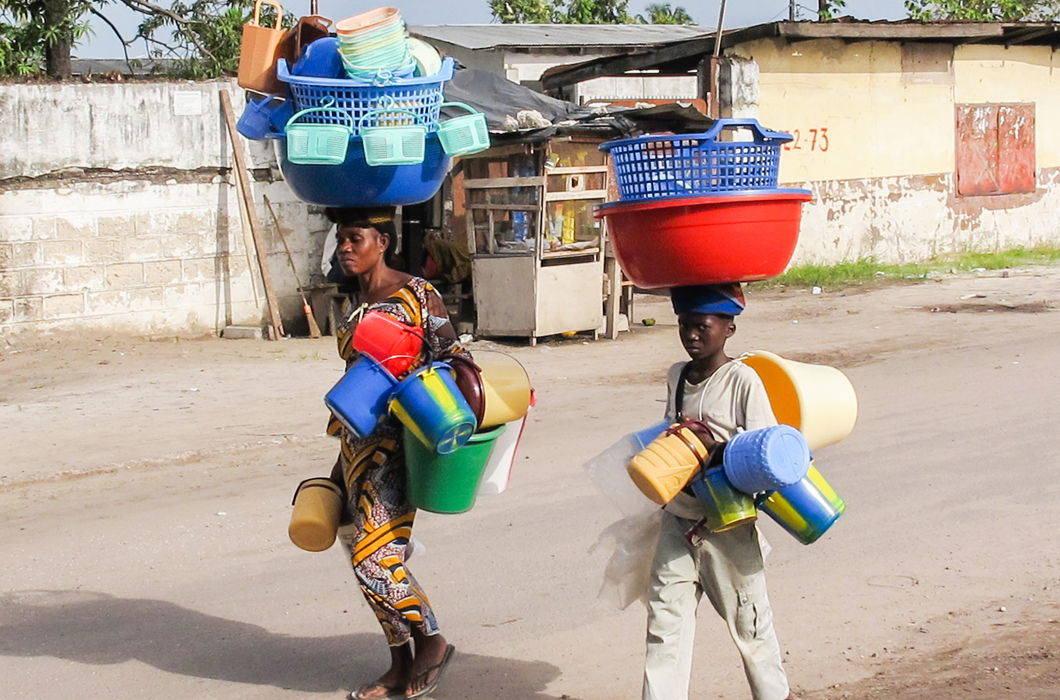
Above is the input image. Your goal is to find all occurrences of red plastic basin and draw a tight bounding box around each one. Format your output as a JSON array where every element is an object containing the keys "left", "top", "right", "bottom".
[{"left": 594, "top": 190, "right": 812, "bottom": 288}]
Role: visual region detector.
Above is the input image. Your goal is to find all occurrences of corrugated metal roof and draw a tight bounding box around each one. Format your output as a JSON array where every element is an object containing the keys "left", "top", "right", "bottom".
[
  {"left": 408, "top": 24, "right": 711, "bottom": 50},
  {"left": 542, "top": 19, "right": 1060, "bottom": 89}
]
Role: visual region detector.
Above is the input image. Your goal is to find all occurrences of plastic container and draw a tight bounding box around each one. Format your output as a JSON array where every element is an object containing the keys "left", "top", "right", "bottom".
[
  {"left": 627, "top": 421, "right": 713, "bottom": 505},
  {"left": 324, "top": 354, "right": 398, "bottom": 438},
  {"left": 291, "top": 36, "right": 345, "bottom": 79},
  {"left": 757, "top": 462, "right": 845, "bottom": 544},
  {"left": 479, "top": 352, "right": 533, "bottom": 428},
  {"left": 352, "top": 310, "right": 424, "bottom": 377},
  {"left": 405, "top": 424, "right": 504, "bottom": 513},
  {"left": 632, "top": 419, "right": 671, "bottom": 450},
  {"left": 689, "top": 467, "right": 758, "bottom": 533},
  {"left": 276, "top": 57, "right": 454, "bottom": 130},
  {"left": 335, "top": 6, "right": 403, "bottom": 35},
  {"left": 408, "top": 37, "right": 443, "bottom": 76},
  {"left": 289, "top": 477, "right": 344, "bottom": 551},
  {"left": 277, "top": 131, "right": 450, "bottom": 207},
  {"left": 237, "top": 0, "right": 286, "bottom": 94},
  {"left": 437, "top": 102, "right": 490, "bottom": 156},
  {"left": 722, "top": 424, "right": 810, "bottom": 494},
  {"left": 359, "top": 106, "right": 426, "bottom": 166},
  {"left": 237, "top": 95, "right": 291, "bottom": 140},
  {"left": 594, "top": 190, "right": 812, "bottom": 288},
  {"left": 389, "top": 362, "right": 477, "bottom": 454},
  {"left": 741, "top": 350, "right": 858, "bottom": 450},
  {"left": 285, "top": 101, "right": 354, "bottom": 165},
  {"left": 600, "top": 119, "right": 793, "bottom": 202},
  {"left": 476, "top": 412, "right": 529, "bottom": 495}
]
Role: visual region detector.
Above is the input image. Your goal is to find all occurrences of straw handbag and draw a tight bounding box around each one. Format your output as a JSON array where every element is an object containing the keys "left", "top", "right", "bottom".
[{"left": 237, "top": 0, "right": 287, "bottom": 95}]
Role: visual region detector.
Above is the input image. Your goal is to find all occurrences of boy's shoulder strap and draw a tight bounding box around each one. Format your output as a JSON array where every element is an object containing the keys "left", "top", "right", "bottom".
[{"left": 674, "top": 361, "right": 693, "bottom": 422}]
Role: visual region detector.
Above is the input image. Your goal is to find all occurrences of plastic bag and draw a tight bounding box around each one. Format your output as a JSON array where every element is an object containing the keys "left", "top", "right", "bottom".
[
  {"left": 582, "top": 421, "right": 669, "bottom": 518},
  {"left": 589, "top": 509, "right": 664, "bottom": 610}
]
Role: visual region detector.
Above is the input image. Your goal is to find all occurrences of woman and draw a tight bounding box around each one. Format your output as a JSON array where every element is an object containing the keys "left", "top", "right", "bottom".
[{"left": 324, "top": 207, "right": 462, "bottom": 700}]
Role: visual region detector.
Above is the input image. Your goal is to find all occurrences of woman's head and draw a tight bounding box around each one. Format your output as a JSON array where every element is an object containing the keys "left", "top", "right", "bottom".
[{"left": 325, "top": 207, "right": 398, "bottom": 277}]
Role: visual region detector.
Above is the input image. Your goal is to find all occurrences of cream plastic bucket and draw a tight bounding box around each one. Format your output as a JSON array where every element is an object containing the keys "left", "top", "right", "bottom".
[
  {"left": 289, "top": 478, "right": 343, "bottom": 552},
  {"left": 742, "top": 350, "right": 858, "bottom": 450},
  {"left": 475, "top": 351, "right": 532, "bottom": 428},
  {"left": 627, "top": 424, "right": 712, "bottom": 505}
]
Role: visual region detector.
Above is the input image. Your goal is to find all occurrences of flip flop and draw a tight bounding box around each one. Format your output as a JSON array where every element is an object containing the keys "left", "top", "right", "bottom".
[
  {"left": 405, "top": 644, "right": 455, "bottom": 699},
  {"left": 349, "top": 681, "right": 406, "bottom": 700}
]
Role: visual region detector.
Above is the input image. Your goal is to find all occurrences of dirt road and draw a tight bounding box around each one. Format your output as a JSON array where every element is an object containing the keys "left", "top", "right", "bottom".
[{"left": 2, "top": 268, "right": 1058, "bottom": 699}]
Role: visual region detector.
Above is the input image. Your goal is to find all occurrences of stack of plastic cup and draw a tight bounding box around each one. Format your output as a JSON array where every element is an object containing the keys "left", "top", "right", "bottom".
[{"left": 335, "top": 6, "right": 416, "bottom": 83}]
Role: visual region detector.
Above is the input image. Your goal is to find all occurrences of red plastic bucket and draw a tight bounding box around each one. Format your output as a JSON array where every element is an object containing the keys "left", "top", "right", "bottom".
[
  {"left": 594, "top": 190, "right": 812, "bottom": 288},
  {"left": 352, "top": 310, "right": 425, "bottom": 377}
]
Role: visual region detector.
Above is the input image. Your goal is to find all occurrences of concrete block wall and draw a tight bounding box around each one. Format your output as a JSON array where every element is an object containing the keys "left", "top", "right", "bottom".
[{"left": 0, "top": 81, "right": 332, "bottom": 342}]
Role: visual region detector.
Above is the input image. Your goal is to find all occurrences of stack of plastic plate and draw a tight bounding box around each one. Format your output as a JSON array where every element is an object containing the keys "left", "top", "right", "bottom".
[{"left": 335, "top": 6, "right": 415, "bottom": 82}]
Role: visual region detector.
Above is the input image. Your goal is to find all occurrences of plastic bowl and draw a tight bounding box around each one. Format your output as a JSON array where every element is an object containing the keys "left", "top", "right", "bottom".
[
  {"left": 594, "top": 190, "right": 812, "bottom": 288},
  {"left": 277, "top": 132, "right": 450, "bottom": 207},
  {"left": 291, "top": 37, "right": 345, "bottom": 79}
]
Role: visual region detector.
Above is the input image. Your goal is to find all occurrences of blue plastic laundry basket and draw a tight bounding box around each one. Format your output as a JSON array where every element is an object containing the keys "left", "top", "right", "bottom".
[
  {"left": 276, "top": 56, "right": 454, "bottom": 131},
  {"left": 599, "top": 118, "right": 794, "bottom": 202}
]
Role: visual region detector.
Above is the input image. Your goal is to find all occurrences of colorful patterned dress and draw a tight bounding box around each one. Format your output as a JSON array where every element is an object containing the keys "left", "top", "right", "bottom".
[{"left": 328, "top": 277, "right": 466, "bottom": 646}]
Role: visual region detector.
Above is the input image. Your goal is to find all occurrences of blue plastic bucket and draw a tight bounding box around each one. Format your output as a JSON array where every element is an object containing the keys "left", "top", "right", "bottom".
[
  {"left": 324, "top": 354, "right": 398, "bottom": 438},
  {"left": 722, "top": 424, "right": 810, "bottom": 494},
  {"left": 389, "top": 362, "right": 477, "bottom": 454},
  {"left": 237, "top": 96, "right": 293, "bottom": 140},
  {"left": 632, "top": 419, "right": 671, "bottom": 450},
  {"left": 756, "top": 463, "right": 845, "bottom": 544},
  {"left": 689, "top": 467, "right": 757, "bottom": 533}
]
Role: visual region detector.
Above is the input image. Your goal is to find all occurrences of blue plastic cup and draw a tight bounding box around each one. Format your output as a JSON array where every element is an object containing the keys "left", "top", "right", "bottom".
[
  {"left": 324, "top": 354, "right": 398, "bottom": 438},
  {"left": 722, "top": 424, "right": 811, "bottom": 494}
]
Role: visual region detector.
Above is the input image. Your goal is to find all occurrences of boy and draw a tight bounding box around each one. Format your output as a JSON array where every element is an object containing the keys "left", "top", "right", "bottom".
[{"left": 642, "top": 283, "right": 794, "bottom": 700}]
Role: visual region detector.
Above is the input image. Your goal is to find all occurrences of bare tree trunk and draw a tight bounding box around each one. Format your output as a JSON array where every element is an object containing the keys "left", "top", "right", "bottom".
[{"left": 43, "top": 0, "right": 74, "bottom": 80}]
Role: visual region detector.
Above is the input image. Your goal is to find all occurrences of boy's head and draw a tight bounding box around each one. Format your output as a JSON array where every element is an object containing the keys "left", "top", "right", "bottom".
[{"left": 670, "top": 284, "right": 745, "bottom": 361}]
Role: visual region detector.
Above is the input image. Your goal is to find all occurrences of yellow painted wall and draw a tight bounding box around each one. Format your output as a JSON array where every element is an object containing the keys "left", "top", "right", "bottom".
[{"left": 734, "top": 38, "right": 1060, "bottom": 183}]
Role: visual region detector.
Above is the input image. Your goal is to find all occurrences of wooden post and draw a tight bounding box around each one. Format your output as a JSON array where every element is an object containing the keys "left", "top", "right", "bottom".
[{"left": 219, "top": 89, "right": 285, "bottom": 340}]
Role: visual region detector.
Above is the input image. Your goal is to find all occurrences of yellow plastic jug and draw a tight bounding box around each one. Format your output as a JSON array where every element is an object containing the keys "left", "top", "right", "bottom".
[{"left": 628, "top": 423, "right": 713, "bottom": 505}]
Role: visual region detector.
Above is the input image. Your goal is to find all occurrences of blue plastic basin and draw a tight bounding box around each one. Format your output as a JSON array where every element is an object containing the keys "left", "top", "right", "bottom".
[{"left": 278, "top": 132, "right": 450, "bottom": 207}]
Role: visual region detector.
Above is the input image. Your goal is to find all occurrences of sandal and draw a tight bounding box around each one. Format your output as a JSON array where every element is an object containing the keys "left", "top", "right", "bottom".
[
  {"left": 349, "top": 681, "right": 406, "bottom": 700},
  {"left": 405, "top": 644, "right": 455, "bottom": 699}
]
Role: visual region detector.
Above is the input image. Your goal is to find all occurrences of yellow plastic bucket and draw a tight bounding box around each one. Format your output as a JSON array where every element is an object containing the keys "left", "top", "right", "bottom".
[
  {"left": 289, "top": 478, "right": 344, "bottom": 552},
  {"left": 741, "top": 350, "right": 858, "bottom": 450},
  {"left": 627, "top": 423, "right": 713, "bottom": 505}
]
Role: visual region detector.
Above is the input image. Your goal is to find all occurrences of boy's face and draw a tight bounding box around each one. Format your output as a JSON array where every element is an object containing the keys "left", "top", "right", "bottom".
[{"left": 678, "top": 312, "right": 734, "bottom": 360}]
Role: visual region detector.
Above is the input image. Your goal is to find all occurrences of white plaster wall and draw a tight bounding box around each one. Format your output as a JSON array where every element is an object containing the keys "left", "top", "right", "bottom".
[
  {"left": 0, "top": 80, "right": 331, "bottom": 341},
  {"left": 789, "top": 170, "right": 1060, "bottom": 265}
]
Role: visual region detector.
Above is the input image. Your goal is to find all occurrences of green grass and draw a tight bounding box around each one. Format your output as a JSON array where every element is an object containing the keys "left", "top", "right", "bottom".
[{"left": 751, "top": 244, "right": 1060, "bottom": 290}]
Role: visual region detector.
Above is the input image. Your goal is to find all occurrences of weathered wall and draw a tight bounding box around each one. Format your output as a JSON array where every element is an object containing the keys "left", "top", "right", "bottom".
[
  {"left": 0, "top": 81, "right": 331, "bottom": 341},
  {"left": 725, "top": 39, "right": 1060, "bottom": 264}
]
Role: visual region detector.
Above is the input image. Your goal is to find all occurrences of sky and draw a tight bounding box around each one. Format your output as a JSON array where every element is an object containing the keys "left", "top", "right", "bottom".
[{"left": 76, "top": 0, "right": 910, "bottom": 59}]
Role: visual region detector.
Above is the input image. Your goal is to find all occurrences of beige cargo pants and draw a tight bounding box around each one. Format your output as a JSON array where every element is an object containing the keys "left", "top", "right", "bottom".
[{"left": 642, "top": 512, "right": 790, "bottom": 700}]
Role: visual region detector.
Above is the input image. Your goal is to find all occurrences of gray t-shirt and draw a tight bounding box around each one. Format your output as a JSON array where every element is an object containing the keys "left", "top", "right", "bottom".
[{"left": 663, "top": 358, "right": 778, "bottom": 519}]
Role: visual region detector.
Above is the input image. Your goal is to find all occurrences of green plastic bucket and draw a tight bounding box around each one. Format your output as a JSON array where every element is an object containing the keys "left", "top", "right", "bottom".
[{"left": 404, "top": 424, "right": 503, "bottom": 513}]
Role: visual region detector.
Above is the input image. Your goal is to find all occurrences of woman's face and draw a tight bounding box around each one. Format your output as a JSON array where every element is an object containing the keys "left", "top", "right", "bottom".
[{"left": 335, "top": 225, "right": 386, "bottom": 276}]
